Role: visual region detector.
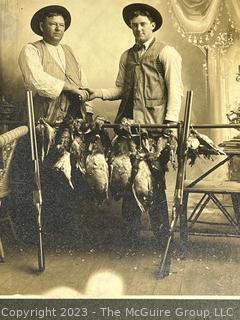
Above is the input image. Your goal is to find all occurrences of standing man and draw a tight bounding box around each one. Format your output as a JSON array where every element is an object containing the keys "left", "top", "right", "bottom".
[
  {"left": 17, "top": 5, "right": 92, "bottom": 241},
  {"left": 86, "top": 3, "right": 183, "bottom": 248},
  {"left": 19, "top": 5, "right": 92, "bottom": 125}
]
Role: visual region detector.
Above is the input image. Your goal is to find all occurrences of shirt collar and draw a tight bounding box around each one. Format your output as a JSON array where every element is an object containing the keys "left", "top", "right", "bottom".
[
  {"left": 135, "top": 36, "right": 154, "bottom": 50},
  {"left": 43, "top": 40, "right": 61, "bottom": 49}
]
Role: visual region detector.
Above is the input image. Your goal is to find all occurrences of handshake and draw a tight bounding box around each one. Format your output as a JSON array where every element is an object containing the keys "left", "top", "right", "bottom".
[
  {"left": 77, "top": 87, "right": 99, "bottom": 103},
  {"left": 63, "top": 83, "right": 100, "bottom": 103}
]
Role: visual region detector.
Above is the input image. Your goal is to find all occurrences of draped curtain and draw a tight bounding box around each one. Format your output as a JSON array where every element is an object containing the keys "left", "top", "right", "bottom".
[
  {"left": 170, "top": 0, "right": 240, "bottom": 33},
  {"left": 170, "top": 0, "right": 240, "bottom": 143},
  {"left": 171, "top": 0, "right": 222, "bottom": 33},
  {"left": 226, "top": 0, "right": 240, "bottom": 31}
]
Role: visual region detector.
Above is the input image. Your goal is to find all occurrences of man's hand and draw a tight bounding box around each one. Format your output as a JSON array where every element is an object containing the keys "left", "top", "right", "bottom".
[
  {"left": 164, "top": 120, "right": 178, "bottom": 126},
  {"left": 81, "top": 87, "right": 102, "bottom": 101},
  {"left": 77, "top": 89, "right": 89, "bottom": 103},
  {"left": 163, "top": 119, "right": 179, "bottom": 138},
  {"left": 63, "top": 83, "right": 89, "bottom": 102}
]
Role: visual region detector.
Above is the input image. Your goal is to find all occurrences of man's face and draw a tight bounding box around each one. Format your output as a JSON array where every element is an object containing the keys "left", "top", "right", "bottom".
[
  {"left": 130, "top": 15, "right": 155, "bottom": 44},
  {"left": 40, "top": 15, "right": 65, "bottom": 45}
]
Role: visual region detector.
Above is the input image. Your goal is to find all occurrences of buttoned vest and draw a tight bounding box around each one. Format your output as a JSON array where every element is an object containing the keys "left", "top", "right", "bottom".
[
  {"left": 115, "top": 39, "right": 167, "bottom": 125},
  {"left": 31, "top": 40, "right": 83, "bottom": 124}
]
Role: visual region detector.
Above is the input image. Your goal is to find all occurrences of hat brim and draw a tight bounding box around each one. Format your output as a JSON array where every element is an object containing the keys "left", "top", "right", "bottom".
[
  {"left": 123, "top": 3, "right": 162, "bottom": 32},
  {"left": 31, "top": 5, "right": 71, "bottom": 36}
]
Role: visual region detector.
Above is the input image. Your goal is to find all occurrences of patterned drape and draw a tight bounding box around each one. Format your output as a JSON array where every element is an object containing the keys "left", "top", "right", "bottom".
[
  {"left": 226, "top": 0, "right": 240, "bottom": 31},
  {"left": 170, "top": 0, "right": 240, "bottom": 34},
  {"left": 170, "top": 0, "right": 240, "bottom": 143},
  {"left": 170, "top": 0, "right": 222, "bottom": 33}
]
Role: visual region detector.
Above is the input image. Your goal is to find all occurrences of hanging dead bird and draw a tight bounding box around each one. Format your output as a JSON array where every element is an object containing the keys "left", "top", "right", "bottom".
[
  {"left": 154, "top": 131, "right": 178, "bottom": 171},
  {"left": 70, "top": 136, "right": 86, "bottom": 175},
  {"left": 88, "top": 115, "right": 112, "bottom": 156},
  {"left": 186, "top": 129, "right": 226, "bottom": 165},
  {"left": 40, "top": 118, "right": 56, "bottom": 156},
  {"left": 155, "top": 135, "right": 169, "bottom": 156},
  {"left": 114, "top": 117, "right": 135, "bottom": 136},
  {"left": 187, "top": 133, "right": 200, "bottom": 150},
  {"left": 190, "top": 129, "right": 225, "bottom": 155},
  {"left": 55, "top": 128, "right": 71, "bottom": 156},
  {"left": 186, "top": 132, "right": 201, "bottom": 166},
  {"left": 73, "top": 118, "right": 89, "bottom": 135},
  {"left": 131, "top": 148, "right": 154, "bottom": 214},
  {"left": 35, "top": 118, "right": 56, "bottom": 161},
  {"left": 85, "top": 134, "right": 109, "bottom": 205},
  {"left": 109, "top": 135, "right": 136, "bottom": 200},
  {"left": 53, "top": 151, "right": 74, "bottom": 189}
]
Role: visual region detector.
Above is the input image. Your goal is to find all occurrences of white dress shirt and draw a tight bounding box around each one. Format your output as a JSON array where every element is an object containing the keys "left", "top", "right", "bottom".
[{"left": 18, "top": 41, "right": 89, "bottom": 100}]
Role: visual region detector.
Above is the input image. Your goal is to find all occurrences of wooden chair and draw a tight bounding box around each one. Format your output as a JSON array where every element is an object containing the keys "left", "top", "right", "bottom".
[
  {"left": 179, "top": 131, "right": 240, "bottom": 259},
  {"left": 0, "top": 126, "right": 28, "bottom": 261}
]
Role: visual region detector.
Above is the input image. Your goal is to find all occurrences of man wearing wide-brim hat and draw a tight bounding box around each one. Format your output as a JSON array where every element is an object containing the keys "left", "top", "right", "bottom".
[
  {"left": 19, "top": 5, "right": 93, "bottom": 125},
  {"left": 17, "top": 5, "right": 93, "bottom": 241},
  {"left": 86, "top": 3, "right": 184, "bottom": 256}
]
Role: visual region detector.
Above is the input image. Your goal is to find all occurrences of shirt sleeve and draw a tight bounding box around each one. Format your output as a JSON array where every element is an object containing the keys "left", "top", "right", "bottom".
[
  {"left": 159, "top": 45, "right": 184, "bottom": 122},
  {"left": 100, "top": 51, "right": 128, "bottom": 100},
  {"left": 18, "top": 44, "right": 65, "bottom": 99}
]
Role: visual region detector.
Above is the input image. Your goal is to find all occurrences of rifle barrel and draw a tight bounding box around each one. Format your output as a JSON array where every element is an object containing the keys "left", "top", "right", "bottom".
[
  {"left": 158, "top": 90, "right": 193, "bottom": 278},
  {"left": 27, "top": 90, "right": 45, "bottom": 272}
]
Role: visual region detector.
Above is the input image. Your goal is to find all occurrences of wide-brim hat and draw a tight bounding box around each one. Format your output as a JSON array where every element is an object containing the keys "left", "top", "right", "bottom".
[
  {"left": 123, "top": 3, "right": 162, "bottom": 32},
  {"left": 31, "top": 5, "right": 71, "bottom": 36}
]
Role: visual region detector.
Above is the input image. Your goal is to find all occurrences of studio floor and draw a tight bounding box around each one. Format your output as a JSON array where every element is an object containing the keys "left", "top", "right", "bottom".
[{"left": 1, "top": 199, "right": 240, "bottom": 298}]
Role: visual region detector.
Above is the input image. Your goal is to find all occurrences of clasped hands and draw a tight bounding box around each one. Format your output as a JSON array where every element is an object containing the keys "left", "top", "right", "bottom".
[
  {"left": 76, "top": 87, "right": 98, "bottom": 103},
  {"left": 64, "top": 83, "right": 97, "bottom": 103}
]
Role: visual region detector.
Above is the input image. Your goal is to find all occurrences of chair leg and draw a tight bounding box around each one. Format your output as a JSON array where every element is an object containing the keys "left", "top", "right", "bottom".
[
  {"left": 188, "top": 194, "right": 211, "bottom": 228},
  {"left": 0, "top": 237, "right": 4, "bottom": 262},
  {"left": 209, "top": 194, "right": 239, "bottom": 231},
  {"left": 180, "top": 192, "right": 189, "bottom": 260}
]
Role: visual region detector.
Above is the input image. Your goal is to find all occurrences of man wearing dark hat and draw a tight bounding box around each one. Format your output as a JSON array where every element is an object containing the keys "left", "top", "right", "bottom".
[
  {"left": 17, "top": 5, "right": 93, "bottom": 241},
  {"left": 19, "top": 5, "right": 92, "bottom": 124},
  {"left": 86, "top": 3, "right": 183, "bottom": 248}
]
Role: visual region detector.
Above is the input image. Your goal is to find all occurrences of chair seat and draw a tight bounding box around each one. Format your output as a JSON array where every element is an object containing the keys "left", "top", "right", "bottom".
[{"left": 184, "top": 180, "right": 240, "bottom": 194}]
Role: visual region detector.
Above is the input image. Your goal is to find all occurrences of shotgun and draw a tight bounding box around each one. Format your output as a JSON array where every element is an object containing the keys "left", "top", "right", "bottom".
[
  {"left": 26, "top": 90, "right": 45, "bottom": 272},
  {"left": 157, "top": 90, "right": 193, "bottom": 278}
]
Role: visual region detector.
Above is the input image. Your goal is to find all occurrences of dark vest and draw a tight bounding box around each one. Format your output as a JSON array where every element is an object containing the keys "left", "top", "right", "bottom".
[
  {"left": 31, "top": 40, "right": 83, "bottom": 124},
  {"left": 115, "top": 39, "right": 167, "bottom": 125}
]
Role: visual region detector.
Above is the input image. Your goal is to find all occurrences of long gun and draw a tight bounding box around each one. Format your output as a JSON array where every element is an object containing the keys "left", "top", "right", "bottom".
[
  {"left": 26, "top": 90, "right": 45, "bottom": 272},
  {"left": 157, "top": 90, "right": 193, "bottom": 278}
]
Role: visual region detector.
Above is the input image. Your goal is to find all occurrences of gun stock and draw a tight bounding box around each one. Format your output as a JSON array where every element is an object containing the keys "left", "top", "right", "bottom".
[{"left": 27, "top": 90, "right": 45, "bottom": 272}]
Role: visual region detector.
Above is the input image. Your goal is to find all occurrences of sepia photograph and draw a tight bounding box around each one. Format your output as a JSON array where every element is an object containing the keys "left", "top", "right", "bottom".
[{"left": 0, "top": 0, "right": 240, "bottom": 307}]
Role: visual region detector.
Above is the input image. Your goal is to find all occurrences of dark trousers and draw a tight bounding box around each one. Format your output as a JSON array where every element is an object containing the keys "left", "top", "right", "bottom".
[
  {"left": 122, "top": 183, "right": 170, "bottom": 246},
  {"left": 10, "top": 135, "right": 77, "bottom": 242}
]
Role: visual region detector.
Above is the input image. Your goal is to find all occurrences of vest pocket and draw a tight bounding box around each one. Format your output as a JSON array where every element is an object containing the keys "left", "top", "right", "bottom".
[
  {"left": 144, "top": 73, "right": 166, "bottom": 101},
  {"left": 145, "top": 98, "right": 164, "bottom": 109},
  {"left": 144, "top": 103, "right": 166, "bottom": 124}
]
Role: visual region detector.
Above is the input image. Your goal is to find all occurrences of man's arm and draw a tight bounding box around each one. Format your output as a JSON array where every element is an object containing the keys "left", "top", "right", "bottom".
[
  {"left": 160, "top": 46, "right": 184, "bottom": 123},
  {"left": 18, "top": 44, "right": 89, "bottom": 101},
  {"left": 83, "top": 51, "right": 128, "bottom": 101}
]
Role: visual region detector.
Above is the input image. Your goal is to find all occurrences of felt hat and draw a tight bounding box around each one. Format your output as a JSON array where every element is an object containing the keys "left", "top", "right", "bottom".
[
  {"left": 123, "top": 3, "right": 162, "bottom": 32},
  {"left": 31, "top": 5, "right": 71, "bottom": 36}
]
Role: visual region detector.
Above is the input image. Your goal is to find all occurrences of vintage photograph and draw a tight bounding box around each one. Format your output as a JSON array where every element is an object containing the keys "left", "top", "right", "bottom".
[{"left": 0, "top": 0, "right": 240, "bottom": 299}]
